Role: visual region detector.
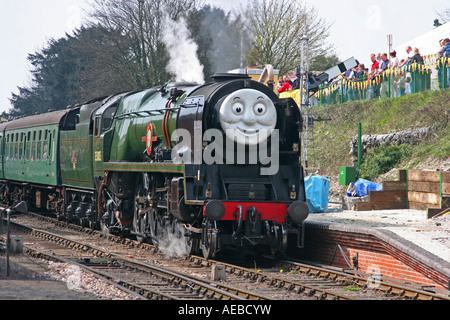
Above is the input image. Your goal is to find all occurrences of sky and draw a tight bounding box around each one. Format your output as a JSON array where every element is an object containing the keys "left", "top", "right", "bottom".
[{"left": 1, "top": 0, "right": 449, "bottom": 114}]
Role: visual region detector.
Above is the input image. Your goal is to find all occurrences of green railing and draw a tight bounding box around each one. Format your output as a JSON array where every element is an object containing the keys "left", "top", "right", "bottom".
[{"left": 309, "top": 57, "right": 450, "bottom": 107}]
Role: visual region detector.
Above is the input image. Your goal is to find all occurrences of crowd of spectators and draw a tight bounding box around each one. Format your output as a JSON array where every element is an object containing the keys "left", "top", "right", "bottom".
[
  {"left": 341, "top": 38, "right": 450, "bottom": 84},
  {"left": 276, "top": 38, "right": 450, "bottom": 96}
]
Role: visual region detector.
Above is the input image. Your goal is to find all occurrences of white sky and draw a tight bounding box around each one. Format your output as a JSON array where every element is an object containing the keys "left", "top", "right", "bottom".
[{"left": 1, "top": 0, "right": 448, "bottom": 114}]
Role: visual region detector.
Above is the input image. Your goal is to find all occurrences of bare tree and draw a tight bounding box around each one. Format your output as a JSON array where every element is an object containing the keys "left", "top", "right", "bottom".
[
  {"left": 87, "top": 0, "right": 200, "bottom": 88},
  {"left": 244, "top": 0, "right": 334, "bottom": 75},
  {"left": 436, "top": 7, "right": 450, "bottom": 24}
]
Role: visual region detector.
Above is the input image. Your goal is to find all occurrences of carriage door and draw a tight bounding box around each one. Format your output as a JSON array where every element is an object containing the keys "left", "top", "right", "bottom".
[
  {"left": 93, "top": 103, "right": 118, "bottom": 179},
  {"left": 93, "top": 115, "right": 103, "bottom": 179}
]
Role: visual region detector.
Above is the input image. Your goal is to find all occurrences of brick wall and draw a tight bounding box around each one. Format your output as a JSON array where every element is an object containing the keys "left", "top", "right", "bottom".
[{"left": 289, "top": 223, "right": 450, "bottom": 291}]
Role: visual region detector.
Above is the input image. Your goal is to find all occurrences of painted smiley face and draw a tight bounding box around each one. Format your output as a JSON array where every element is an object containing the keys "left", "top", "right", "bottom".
[{"left": 219, "top": 89, "right": 277, "bottom": 145}]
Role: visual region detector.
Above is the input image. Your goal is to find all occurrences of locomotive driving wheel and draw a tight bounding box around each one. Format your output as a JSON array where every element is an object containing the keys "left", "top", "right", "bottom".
[
  {"left": 133, "top": 174, "right": 150, "bottom": 244},
  {"left": 147, "top": 207, "right": 161, "bottom": 245},
  {"left": 201, "top": 219, "right": 219, "bottom": 259},
  {"left": 270, "top": 223, "right": 288, "bottom": 257}
]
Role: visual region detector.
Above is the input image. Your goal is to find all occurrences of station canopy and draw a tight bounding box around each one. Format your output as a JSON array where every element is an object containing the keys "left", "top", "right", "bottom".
[{"left": 394, "top": 21, "right": 450, "bottom": 60}]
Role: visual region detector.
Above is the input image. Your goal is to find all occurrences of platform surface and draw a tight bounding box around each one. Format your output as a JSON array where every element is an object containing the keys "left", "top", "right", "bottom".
[{"left": 307, "top": 209, "right": 450, "bottom": 264}]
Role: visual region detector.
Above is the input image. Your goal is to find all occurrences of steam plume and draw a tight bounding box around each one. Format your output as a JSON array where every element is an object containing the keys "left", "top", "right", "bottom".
[{"left": 162, "top": 17, "right": 205, "bottom": 84}]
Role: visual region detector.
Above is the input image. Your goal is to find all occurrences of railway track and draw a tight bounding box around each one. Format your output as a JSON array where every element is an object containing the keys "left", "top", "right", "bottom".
[
  {"left": 2, "top": 210, "right": 449, "bottom": 301},
  {"left": 1, "top": 217, "right": 264, "bottom": 300}
]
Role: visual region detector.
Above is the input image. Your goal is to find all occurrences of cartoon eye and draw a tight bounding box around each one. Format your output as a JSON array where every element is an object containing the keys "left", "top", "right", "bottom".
[
  {"left": 254, "top": 103, "right": 266, "bottom": 115},
  {"left": 232, "top": 102, "right": 244, "bottom": 115}
]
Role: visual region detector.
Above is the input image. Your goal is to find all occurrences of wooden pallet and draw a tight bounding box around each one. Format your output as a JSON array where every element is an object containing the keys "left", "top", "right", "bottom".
[
  {"left": 355, "top": 170, "right": 450, "bottom": 218},
  {"left": 408, "top": 170, "right": 450, "bottom": 218},
  {"left": 355, "top": 171, "right": 407, "bottom": 211}
]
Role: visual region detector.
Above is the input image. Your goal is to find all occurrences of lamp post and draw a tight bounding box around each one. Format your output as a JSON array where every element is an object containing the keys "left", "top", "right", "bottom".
[
  {"left": 300, "top": 35, "right": 312, "bottom": 169},
  {"left": 6, "top": 208, "right": 11, "bottom": 277}
]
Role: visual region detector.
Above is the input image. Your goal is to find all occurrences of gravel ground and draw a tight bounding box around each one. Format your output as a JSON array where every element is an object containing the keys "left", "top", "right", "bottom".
[
  {"left": 0, "top": 255, "right": 101, "bottom": 300},
  {"left": 0, "top": 254, "right": 139, "bottom": 300}
]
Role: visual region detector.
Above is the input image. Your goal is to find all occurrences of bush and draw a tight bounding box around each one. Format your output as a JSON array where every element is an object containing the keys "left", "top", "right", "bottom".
[{"left": 360, "top": 144, "right": 412, "bottom": 181}]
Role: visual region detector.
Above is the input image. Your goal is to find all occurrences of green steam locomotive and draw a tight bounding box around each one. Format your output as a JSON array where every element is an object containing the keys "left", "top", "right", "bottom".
[{"left": 0, "top": 74, "right": 309, "bottom": 258}]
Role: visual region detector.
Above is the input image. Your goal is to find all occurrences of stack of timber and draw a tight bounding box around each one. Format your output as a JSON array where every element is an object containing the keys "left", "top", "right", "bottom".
[
  {"left": 355, "top": 169, "right": 450, "bottom": 218},
  {"left": 408, "top": 170, "right": 450, "bottom": 218},
  {"left": 355, "top": 170, "right": 407, "bottom": 211}
]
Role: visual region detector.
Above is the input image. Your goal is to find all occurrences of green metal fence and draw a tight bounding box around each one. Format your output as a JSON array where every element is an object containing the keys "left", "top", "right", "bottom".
[{"left": 310, "top": 57, "right": 450, "bottom": 107}]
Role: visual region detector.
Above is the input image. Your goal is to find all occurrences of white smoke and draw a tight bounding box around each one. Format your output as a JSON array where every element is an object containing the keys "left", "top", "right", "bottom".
[
  {"left": 162, "top": 17, "right": 205, "bottom": 85},
  {"left": 157, "top": 222, "right": 192, "bottom": 258}
]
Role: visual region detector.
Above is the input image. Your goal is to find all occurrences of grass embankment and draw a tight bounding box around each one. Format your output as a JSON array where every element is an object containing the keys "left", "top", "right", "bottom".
[{"left": 311, "top": 89, "right": 450, "bottom": 185}]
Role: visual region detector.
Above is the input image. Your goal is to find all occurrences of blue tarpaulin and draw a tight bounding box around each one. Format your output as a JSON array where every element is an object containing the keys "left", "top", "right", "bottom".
[
  {"left": 351, "top": 178, "right": 382, "bottom": 197},
  {"left": 304, "top": 175, "right": 330, "bottom": 213}
]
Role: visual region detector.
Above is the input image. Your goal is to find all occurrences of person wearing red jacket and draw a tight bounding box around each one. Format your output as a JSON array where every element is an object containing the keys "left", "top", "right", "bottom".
[{"left": 277, "top": 75, "right": 292, "bottom": 93}]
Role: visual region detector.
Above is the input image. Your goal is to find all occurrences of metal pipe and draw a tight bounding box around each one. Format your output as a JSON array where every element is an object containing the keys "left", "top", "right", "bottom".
[{"left": 6, "top": 208, "right": 11, "bottom": 277}]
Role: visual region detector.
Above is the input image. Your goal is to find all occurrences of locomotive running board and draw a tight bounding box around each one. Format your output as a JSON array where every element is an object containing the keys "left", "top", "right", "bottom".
[{"left": 103, "top": 162, "right": 185, "bottom": 174}]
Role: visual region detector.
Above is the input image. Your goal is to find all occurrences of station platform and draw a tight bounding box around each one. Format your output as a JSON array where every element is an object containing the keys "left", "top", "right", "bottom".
[{"left": 294, "top": 209, "right": 450, "bottom": 291}]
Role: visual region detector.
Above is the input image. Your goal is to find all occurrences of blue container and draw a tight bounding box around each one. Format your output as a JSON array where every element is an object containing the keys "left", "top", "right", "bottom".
[{"left": 304, "top": 175, "right": 330, "bottom": 213}]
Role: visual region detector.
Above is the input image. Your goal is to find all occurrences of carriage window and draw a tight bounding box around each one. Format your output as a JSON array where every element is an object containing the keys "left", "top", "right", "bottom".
[
  {"left": 94, "top": 116, "right": 101, "bottom": 137},
  {"left": 102, "top": 105, "right": 118, "bottom": 130},
  {"left": 19, "top": 143, "right": 23, "bottom": 160},
  {"left": 26, "top": 141, "right": 30, "bottom": 161},
  {"left": 19, "top": 134, "right": 24, "bottom": 160},
  {"left": 42, "top": 141, "right": 48, "bottom": 161},
  {"left": 6, "top": 139, "right": 10, "bottom": 160},
  {"left": 32, "top": 142, "right": 36, "bottom": 160},
  {"left": 37, "top": 141, "right": 41, "bottom": 161},
  {"left": 48, "top": 133, "right": 53, "bottom": 162}
]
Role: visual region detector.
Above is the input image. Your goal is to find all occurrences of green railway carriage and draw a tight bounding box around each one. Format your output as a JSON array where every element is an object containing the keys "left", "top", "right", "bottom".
[
  {"left": 0, "top": 122, "right": 8, "bottom": 180},
  {"left": 0, "top": 110, "right": 70, "bottom": 210},
  {"left": 2, "top": 111, "right": 63, "bottom": 186}
]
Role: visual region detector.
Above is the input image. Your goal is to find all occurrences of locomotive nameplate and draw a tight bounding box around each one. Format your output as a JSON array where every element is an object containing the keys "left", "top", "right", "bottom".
[{"left": 181, "top": 95, "right": 204, "bottom": 109}]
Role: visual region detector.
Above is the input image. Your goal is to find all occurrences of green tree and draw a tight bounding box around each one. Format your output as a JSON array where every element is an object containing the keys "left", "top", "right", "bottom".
[
  {"left": 310, "top": 54, "right": 340, "bottom": 72},
  {"left": 10, "top": 36, "right": 82, "bottom": 116},
  {"left": 9, "top": 26, "right": 133, "bottom": 117}
]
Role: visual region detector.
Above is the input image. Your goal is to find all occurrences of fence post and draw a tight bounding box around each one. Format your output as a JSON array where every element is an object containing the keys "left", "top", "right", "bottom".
[
  {"left": 444, "top": 59, "right": 448, "bottom": 89},
  {"left": 388, "top": 72, "right": 391, "bottom": 98},
  {"left": 358, "top": 123, "right": 362, "bottom": 170}
]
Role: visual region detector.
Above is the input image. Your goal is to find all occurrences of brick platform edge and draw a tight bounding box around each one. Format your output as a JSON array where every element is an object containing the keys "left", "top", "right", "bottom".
[{"left": 289, "top": 221, "right": 450, "bottom": 291}]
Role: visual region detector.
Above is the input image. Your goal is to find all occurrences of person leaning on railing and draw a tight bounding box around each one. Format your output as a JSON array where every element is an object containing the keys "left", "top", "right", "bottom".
[
  {"left": 389, "top": 51, "right": 400, "bottom": 69},
  {"left": 411, "top": 48, "right": 424, "bottom": 64},
  {"left": 443, "top": 38, "right": 450, "bottom": 88}
]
